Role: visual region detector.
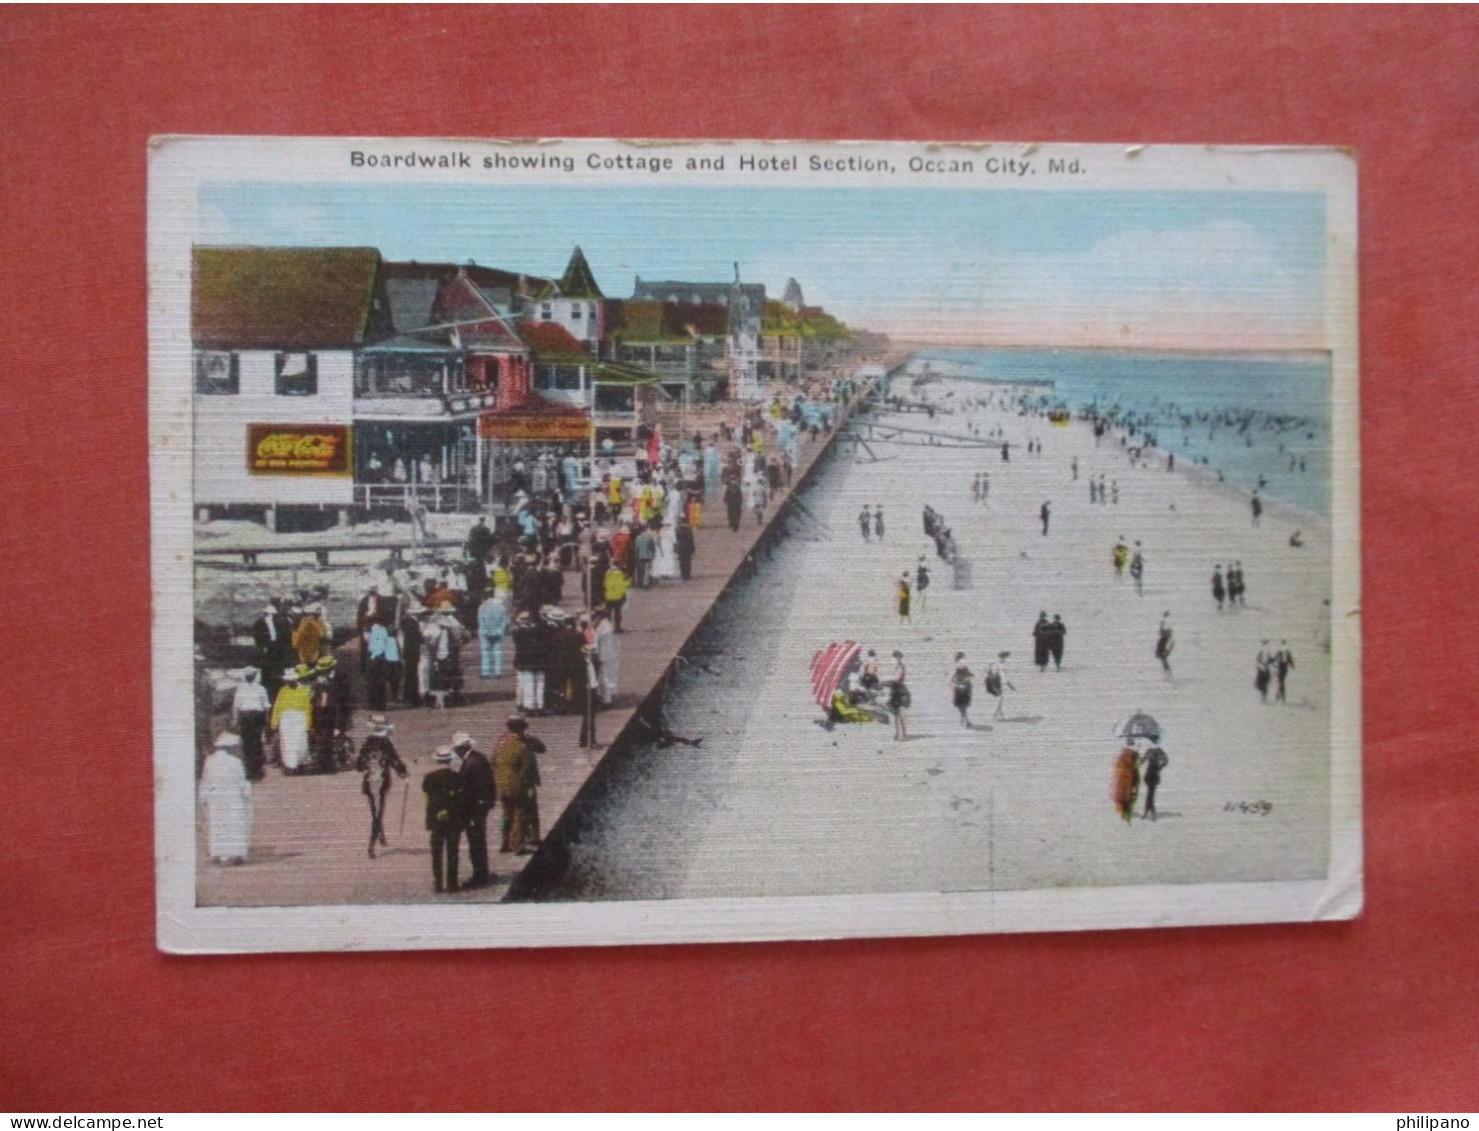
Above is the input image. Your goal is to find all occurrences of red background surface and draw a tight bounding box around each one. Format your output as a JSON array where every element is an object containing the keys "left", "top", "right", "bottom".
[{"left": 2, "top": 5, "right": 1476, "bottom": 1112}]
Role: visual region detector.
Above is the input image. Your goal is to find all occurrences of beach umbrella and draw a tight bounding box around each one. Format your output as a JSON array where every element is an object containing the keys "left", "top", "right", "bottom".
[
  {"left": 810, "top": 641, "right": 861, "bottom": 709},
  {"left": 1119, "top": 712, "right": 1162, "bottom": 742}
]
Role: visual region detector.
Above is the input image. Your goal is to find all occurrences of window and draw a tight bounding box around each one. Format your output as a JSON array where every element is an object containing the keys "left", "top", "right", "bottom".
[
  {"left": 541, "top": 304, "right": 552, "bottom": 320},
  {"left": 553, "top": 364, "right": 583, "bottom": 391},
  {"left": 571, "top": 305, "right": 582, "bottom": 320},
  {"left": 594, "top": 385, "right": 634, "bottom": 414},
  {"left": 195, "top": 351, "right": 239, "bottom": 395},
  {"left": 275, "top": 352, "right": 318, "bottom": 396}
]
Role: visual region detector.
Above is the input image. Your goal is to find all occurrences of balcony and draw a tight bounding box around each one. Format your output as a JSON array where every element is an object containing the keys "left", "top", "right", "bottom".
[{"left": 354, "top": 358, "right": 496, "bottom": 418}]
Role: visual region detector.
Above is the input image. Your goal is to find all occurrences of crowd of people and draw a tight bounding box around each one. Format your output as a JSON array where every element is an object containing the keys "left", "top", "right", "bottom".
[
  {"left": 811, "top": 373, "right": 1320, "bottom": 835},
  {"left": 197, "top": 371, "right": 874, "bottom": 882}
]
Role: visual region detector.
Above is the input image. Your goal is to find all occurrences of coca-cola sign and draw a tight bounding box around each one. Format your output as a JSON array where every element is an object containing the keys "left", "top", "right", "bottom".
[{"left": 247, "top": 424, "right": 352, "bottom": 475}]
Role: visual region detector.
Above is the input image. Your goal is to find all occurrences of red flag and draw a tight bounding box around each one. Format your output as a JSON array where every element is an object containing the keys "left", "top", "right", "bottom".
[{"left": 647, "top": 423, "right": 662, "bottom": 466}]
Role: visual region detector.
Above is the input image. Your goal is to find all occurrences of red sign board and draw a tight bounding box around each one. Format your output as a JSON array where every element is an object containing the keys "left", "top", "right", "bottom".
[
  {"left": 478, "top": 411, "right": 592, "bottom": 442},
  {"left": 247, "top": 424, "right": 353, "bottom": 476}
]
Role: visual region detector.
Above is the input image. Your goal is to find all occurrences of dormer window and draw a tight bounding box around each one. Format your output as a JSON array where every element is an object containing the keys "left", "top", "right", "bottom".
[
  {"left": 275, "top": 352, "right": 318, "bottom": 396},
  {"left": 195, "top": 351, "right": 239, "bottom": 395}
]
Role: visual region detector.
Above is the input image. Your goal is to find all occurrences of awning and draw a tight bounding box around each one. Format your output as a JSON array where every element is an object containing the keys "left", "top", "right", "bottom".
[
  {"left": 591, "top": 362, "right": 662, "bottom": 386},
  {"left": 478, "top": 395, "right": 592, "bottom": 441}
]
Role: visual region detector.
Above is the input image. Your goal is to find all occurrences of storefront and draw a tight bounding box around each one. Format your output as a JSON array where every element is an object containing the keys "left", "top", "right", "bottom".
[
  {"left": 478, "top": 397, "right": 594, "bottom": 504},
  {"left": 352, "top": 418, "right": 482, "bottom": 514}
]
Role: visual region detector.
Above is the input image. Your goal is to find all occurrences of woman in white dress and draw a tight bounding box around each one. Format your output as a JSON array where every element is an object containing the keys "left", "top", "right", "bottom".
[
  {"left": 655, "top": 506, "right": 682, "bottom": 581},
  {"left": 593, "top": 608, "right": 620, "bottom": 705},
  {"left": 199, "top": 733, "right": 252, "bottom": 863}
]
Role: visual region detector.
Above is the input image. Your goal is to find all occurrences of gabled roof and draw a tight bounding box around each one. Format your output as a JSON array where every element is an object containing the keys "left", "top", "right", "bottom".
[
  {"left": 382, "top": 260, "right": 557, "bottom": 304},
  {"left": 557, "top": 246, "right": 603, "bottom": 299},
  {"left": 423, "top": 275, "right": 526, "bottom": 352},
  {"left": 632, "top": 277, "right": 767, "bottom": 310},
  {"left": 384, "top": 277, "right": 441, "bottom": 334},
  {"left": 666, "top": 302, "right": 728, "bottom": 338},
  {"left": 517, "top": 322, "right": 593, "bottom": 362},
  {"left": 193, "top": 246, "right": 385, "bottom": 349},
  {"left": 458, "top": 318, "right": 526, "bottom": 351},
  {"left": 605, "top": 300, "right": 682, "bottom": 344},
  {"left": 605, "top": 299, "right": 726, "bottom": 343}
]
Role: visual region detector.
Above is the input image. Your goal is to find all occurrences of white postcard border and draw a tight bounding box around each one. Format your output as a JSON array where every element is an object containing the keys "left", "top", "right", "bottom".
[{"left": 150, "top": 137, "right": 1361, "bottom": 953}]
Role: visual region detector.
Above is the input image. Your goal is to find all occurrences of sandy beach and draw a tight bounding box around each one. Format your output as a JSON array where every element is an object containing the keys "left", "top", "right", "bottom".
[{"left": 545, "top": 370, "right": 1335, "bottom": 900}]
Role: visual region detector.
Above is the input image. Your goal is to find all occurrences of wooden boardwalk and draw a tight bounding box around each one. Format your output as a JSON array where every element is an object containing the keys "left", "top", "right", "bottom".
[{"left": 196, "top": 395, "right": 865, "bottom": 908}]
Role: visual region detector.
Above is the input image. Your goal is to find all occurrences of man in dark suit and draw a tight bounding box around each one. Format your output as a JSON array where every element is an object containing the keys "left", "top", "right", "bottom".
[
  {"left": 423, "top": 747, "right": 466, "bottom": 894},
  {"left": 252, "top": 600, "right": 292, "bottom": 704},
  {"left": 399, "top": 607, "right": 422, "bottom": 707},
  {"left": 1048, "top": 614, "right": 1067, "bottom": 671},
  {"left": 453, "top": 731, "right": 495, "bottom": 888},
  {"left": 309, "top": 655, "right": 352, "bottom": 773},
  {"left": 356, "top": 585, "right": 384, "bottom": 672},
  {"left": 356, "top": 714, "right": 408, "bottom": 858},
  {"left": 676, "top": 518, "right": 696, "bottom": 580}
]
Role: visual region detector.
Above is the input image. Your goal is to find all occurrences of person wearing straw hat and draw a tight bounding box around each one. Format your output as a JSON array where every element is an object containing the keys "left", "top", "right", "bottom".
[
  {"left": 269, "top": 666, "right": 312, "bottom": 774},
  {"left": 291, "top": 603, "right": 328, "bottom": 667},
  {"left": 477, "top": 589, "right": 510, "bottom": 681},
  {"left": 230, "top": 667, "right": 271, "bottom": 782},
  {"left": 494, "top": 716, "right": 545, "bottom": 856},
  {"left": 199, "top": 733, "right": 252, "bottom": 865},
  {"left": 422, "top": 747, "right": 466, "bottom": 894},
  {"left": 356, "top": 715, "right": 407, "bottom": 860},
  {"left": 511, "top": 610, "right": 552, "bottom": 715},
  {"left": 310, "top": 654, "right": 352, "bottom": 773},
  {"left": 252, "top": 600, "right": 291, "bottom": 703},
  {"left": 453, "top": 732, "right": 495, "bottom": 888}
]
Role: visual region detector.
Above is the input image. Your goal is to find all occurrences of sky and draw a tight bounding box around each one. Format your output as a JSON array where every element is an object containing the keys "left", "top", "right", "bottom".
[{"left": 198, "top": 182, "right": 1329, "bottom": 350}]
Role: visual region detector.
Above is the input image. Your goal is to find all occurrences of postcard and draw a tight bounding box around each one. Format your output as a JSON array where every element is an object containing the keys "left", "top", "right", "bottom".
[{"left": 150, "top": 137, "right": 1360, "bottom": 952}]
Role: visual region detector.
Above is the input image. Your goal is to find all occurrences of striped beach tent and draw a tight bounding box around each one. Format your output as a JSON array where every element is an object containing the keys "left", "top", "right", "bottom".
[{"left": 810, "top": 640, "right": 862, "bottom": 709}]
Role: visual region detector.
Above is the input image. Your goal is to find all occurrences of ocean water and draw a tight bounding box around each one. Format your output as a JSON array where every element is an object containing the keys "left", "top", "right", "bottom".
[{"left": 912, "top": 348, "right": 1332, "bottom": 517}]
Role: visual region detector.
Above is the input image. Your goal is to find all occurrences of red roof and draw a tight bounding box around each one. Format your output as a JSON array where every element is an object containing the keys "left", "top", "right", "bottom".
[
  {"left": 517, "top": 321, "right": 592, "bottom": 361},
  {"left": 666, "top": 302, "right": 728, "bottom": 337},
  {"left": 431, "top": 273, "right": 496, "bottom": 325},
  {"left": 430, "top": 275, "right": 524, "bottom": 351}
]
